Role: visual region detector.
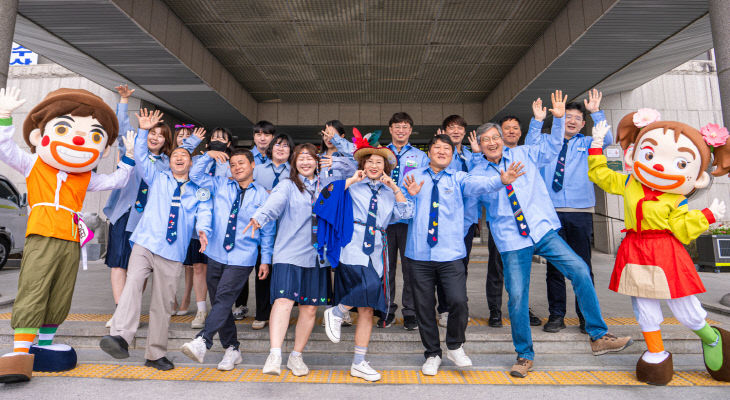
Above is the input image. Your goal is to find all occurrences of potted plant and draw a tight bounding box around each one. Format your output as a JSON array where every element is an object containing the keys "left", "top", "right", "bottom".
[{"left": 695, "top": 225, "right": 730, "bottom": 273}]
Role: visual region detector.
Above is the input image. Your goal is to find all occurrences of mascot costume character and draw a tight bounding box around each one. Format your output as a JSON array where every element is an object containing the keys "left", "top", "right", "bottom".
[
  {"left": 0, "top": 87, "right": 135, "bottom": 383},
  {"left": 588, "top": 109, "right": 730, "bottom": 385}
]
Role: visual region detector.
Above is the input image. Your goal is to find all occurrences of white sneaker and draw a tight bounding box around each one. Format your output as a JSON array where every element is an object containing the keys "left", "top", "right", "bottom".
[
  {"left": 252, "top": 320, "right": 268, "bottom": 330},
  {"left": 324, "top": 307, "right": 343, "bottom": 343},
  {"left": 342, "top": 311, "right": 353, "bottom": 327},
  {"left": 421, "top": 355, "right": 442, "bottom": 376},
  {"left": 181, "top": 336, "right": 207, "bottom": 363},
  {"left": 191, "top": 310, "right": 207, "bottom": 329},
  {"left": 287, "top": 353, "right": 310, "bottom": 376},
  {"left": 232, "top": 305, "right": 247, "bottom": 320},
  {"left": 438, "top": 312, "right": 449, "bottom": 328},
  {"left": 217, "top": 346, "right": 242, "bottom": 371},
  {"left": 262, "top": 352, "right": 282, "bottom": 375},
  {"left": 350, "top": 360, "right": 381, "bottom": 382},
  {"left": 446, "top": 345, "right": 473, "bottom": 367}
]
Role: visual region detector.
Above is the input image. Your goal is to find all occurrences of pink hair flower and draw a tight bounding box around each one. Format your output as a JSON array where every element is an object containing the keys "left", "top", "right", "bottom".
[
  {"left": 633, "top": 108, "right": 661, "bottom": 128},
  {"left": 700, "top": 123, "right": 729, "bottom": 147}
]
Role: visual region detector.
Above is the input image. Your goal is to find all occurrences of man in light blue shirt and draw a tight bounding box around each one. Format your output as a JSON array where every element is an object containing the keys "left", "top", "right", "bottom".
[
  {"left": 525, "top": 89, "right": 614, "bottom": 334},
  {"left": 471, "top": 91, "right": 632, "bottom": 378},
  {"left": 250, "top": 120, "right": 275, "bottom": 165},
  {"left": 180, "top": 148, "right": 275, "bottom": 371},
  {"left": 399, "top": 134, "right": 520, "bottom": 376},
  {"left": 331, "top": 112, "right": 429, "bottom": 330},
  {"left": 100, "top": 109, "right": 212, "bottom": 372}
]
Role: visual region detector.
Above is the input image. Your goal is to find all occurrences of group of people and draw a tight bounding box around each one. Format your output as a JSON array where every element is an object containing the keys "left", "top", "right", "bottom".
[
  {"left": 94, "top": 85, "right": 638, "bottom": 381},
  {"left": 0, "top": 82, "right": 727, "bottom": 386}
]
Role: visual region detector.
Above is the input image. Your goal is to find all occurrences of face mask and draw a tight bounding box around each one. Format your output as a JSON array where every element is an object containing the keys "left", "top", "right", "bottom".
[{"left": 208, "top": 140, "right": 228, "bottom": 152}]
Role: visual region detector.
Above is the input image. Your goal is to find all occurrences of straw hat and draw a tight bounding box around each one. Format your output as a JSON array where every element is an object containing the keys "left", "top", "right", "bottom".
[{"left": 351, "top": 127, "right": 397, "bottom": 168}]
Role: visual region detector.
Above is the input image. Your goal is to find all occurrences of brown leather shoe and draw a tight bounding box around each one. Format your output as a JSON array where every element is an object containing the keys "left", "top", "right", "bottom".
[
  {"left": 636, "top": 352, "right": 673, "bottom": 385},
  {"left": 510, "top": 357, "right": 533, "bottom": 378},
  {"left": 591, "top": 333, "right": 633, "bottom": 355}
]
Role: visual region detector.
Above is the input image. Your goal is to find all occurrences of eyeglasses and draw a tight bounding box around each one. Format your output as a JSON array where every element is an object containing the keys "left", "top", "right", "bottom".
[
  {"left": 391, "top": 124, "right": 411, "bottom": 130},
  {"left": 480, "top": 136, "right": 502, "bottom": 144},
  {"left": 566, "top": 115, "right": 584, "bottom": 122},
  {"left": 274, "top": 142, "right": 289, "bottom": 148}
]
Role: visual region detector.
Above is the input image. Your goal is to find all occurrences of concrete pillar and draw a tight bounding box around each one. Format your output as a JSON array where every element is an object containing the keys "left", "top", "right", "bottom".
[
  {"left": 710, "top": 0, "right": 730, "bottom": 124},
  {"left": 0, "top": 0, "right": 18, "bottom": 88}
]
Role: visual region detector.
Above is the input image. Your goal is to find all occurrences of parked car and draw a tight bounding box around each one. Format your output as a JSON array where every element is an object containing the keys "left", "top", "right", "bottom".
[{"left": 0, "top": 175, "right": 27, "bottom": 269}]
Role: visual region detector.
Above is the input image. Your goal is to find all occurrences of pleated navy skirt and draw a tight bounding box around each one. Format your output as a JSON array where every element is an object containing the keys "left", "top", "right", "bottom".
[
  {"left": 270, "top": 263, "right": 332, "bottom": 306},
  {"left": 333, "top": 262, "right": 387, "bottom": 314},
  {"left": 105, "top": 210, "right": 133, "bottom": 269}
]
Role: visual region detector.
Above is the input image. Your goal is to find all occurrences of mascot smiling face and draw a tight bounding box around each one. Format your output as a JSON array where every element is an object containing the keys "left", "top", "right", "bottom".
[{"left": 22, "top": 88, "right": 118, "bottom": 173}]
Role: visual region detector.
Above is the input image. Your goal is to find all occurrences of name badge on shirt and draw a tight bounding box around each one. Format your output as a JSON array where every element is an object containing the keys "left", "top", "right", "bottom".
[
  {"left": 196, "top": 188, "right": 211, "bottom": 201},
  {"left": 403, "top": 160, "right": 418, "bottom": 175},
  {"left": 577, "top": 147, "right": 587, "bottom": 152}
]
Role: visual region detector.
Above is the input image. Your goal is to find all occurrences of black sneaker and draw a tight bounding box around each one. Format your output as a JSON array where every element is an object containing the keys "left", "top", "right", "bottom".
[
  {"left": 99, "top": 335, "right": 129, "bottom": 359},
  {"left": 403, "top": 315, "right": 419, "bottom": 331},
  {"left": 376, "top": 313, "right": 395, "bottom": 328},
  {"left": 488, "top": 309, "right": 503, "bottom": 328},
  {"left": 542, "top": 315, "right": 566, "bottom": 332},
  {"left": 529, "top": 309, "right": 542, "bottom": 326},
  {"left": 145, "top": 356, "right": 174, "bottom": 371}
]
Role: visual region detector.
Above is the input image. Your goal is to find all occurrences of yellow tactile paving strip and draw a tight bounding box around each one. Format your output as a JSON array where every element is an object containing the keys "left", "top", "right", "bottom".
[
  {"left": 31, "top": 364, "right": 730, "bottom": 386},
  {"left": 0, "top": 313, "right": 719, "bottom": 326}
]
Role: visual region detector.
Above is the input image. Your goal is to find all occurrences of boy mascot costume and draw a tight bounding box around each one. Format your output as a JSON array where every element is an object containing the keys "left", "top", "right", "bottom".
[
  {"left": 0, "top": 87, "right": 134, "bottom": 383},
  {"left": 588, "top": 110, "right": 730, "bottom": 385}
]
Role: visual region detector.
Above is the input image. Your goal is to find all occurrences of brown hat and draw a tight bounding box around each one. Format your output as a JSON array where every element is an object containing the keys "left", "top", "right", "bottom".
[
  {"left": 23, "top": 88, "right": 118, "bottom": 153},
  {"left": 354, "top": 146, "right": 398, "bottom": 169}
]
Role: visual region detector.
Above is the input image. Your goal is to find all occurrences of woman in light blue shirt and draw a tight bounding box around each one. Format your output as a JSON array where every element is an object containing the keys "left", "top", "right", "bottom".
[
  {"left": 319, "top": 120, "right": 356, "bottom": 180},
  {"left": 245, "top": 143, "right": 327, "bottom": 377},
  {"left": 322, "top": 145, "right": 413, "bottom": 382}
]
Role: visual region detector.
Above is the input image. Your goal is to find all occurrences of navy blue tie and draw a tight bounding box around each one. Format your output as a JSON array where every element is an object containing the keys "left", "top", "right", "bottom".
[
  {"left": 391, "top": 153, "right": 402, "bottom": 184},
  {"left": 552, "top": 139, "right": 569, "bottom": 192},
  {"left": 166, "top": 180, "right": 186, "bottom": 244},
  {"left": 362, "top": 186, "right": 379, "bottom": 255},
  {"left": 223, "top": 187, "right": 245, "bottom": 251},
  {"left": 208, "top": 162, "right": 217, "bottom": 176},
  {"left": 427, "top": 173, "right": 440, "bottom": 247},
  {"left": 134, "top": 154, "right": 161, "bottom": 212},
  {"left": 272, "top": 165, "right": 283, "bottom": 188}
]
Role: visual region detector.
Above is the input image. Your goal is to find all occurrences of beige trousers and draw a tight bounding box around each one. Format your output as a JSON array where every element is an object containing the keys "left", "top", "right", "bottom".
[{"left": 110, "top": 244, "right": 182, "bottom": 360}]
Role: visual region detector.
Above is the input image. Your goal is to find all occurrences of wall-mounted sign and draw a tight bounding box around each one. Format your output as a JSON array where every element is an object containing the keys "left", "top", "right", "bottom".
[{"left": 9, "top": 42, "right": 38, "bottom": 66}]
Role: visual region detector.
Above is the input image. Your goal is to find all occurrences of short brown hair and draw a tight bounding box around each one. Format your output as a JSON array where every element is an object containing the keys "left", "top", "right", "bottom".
[
  {"left": 357, "top": 153, "right": 392, "bottom": 177},
  {"left": 289, "top": 143, "right": 320, "bottom": 193}
]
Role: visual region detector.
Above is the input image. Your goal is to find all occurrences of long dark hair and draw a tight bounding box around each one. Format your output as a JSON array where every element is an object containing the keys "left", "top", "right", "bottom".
[
  {"left": 319, "top": 120, "right": 346, "bottom": 152},
  {"left": 289, "top": 143, "right": 319, "bottom": 193}
]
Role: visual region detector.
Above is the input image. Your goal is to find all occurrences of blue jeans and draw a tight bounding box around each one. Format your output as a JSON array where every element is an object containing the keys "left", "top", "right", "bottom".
[{"left": 501, "top": 230, "right": 608, "bottom": 360}]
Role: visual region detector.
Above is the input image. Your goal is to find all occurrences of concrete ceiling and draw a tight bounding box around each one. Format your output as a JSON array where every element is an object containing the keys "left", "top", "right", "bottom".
[{"left": 164, "top": 0, "right": 569, "bottom": 103}]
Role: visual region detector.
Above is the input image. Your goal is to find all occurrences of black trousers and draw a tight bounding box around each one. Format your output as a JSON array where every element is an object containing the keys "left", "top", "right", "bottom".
[
  {"left": 546, "top": 212, "right": 594, "bottom": 319},
  {"left": 197, "top": 259, "right": 253, "bottom": 350},
  {"left": 384, "top": 223, "right": 415, "bottom": 317},
  {"left": 408, "top": 258, "right": 468, "bottom": 359},
  {"left": 235, "top": 251, "right": 272, "bottom": 321},
  {"left": 436, "top": 223, "right": 477, "bottom": 313},
  {"left": 485, "top": 223, "right": 504, "bottom": 311}
]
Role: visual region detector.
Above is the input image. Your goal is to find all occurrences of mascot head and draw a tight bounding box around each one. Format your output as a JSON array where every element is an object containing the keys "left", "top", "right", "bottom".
[
  {"left": 22, "top": 89, "right": 118, "bottom": 173},
  {"left": 617, "top": 109, "right": 730, "bottom": 196}
]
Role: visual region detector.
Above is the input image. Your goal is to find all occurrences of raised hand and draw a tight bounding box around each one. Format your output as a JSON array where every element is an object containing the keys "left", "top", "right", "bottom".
[
  {"left": 345, "top": 170, "right": 366, "bottom": 188},
  {"left": 319, "top": 155, "right": 332, "bottom": 170},
  {"left": 468, "top": 130, "right": 480, "bottom": 153},
  {"left": 320, "top": 126, "right": 335, "bottom": 142},
  {"left": 583, "top": 88, "right": 602, "bottom": 114},
  {"left": 114, "top": 84, "right": 135, "bottom": 101},
  {"left": 241, "top": 218, "right": 261, "bottom": 238},
  {"left": 207, "top": 150, "right": 229, "bottom": 164},
  {"left": 549, "top": 90, "right": 568, "bottom": 118},
  {"left": 121, "top": 130, "right": 137, "bottom": 158},
  {"left": 135, "top": 108, "right": 164, "bottom": 130},
  {"left": 379, "top": 174, "right": 398, "bottom": 191},
  {"left": 403, "top": 174, "right": 424, "bottom": 196},
  {"left": 532, "top": 97, "right": 547, "bottom": 122},
  {"left": 198, "top": 231, "right": 208, "bottom": 252},
  {"left": 192, "top": 127, "right": 206, "bottom": 140},
  {"left": 258, "top": 264, "right": 270, "bottom": 280},
  {"left": 436, "top": 128, "right": 444, "bottom": 137},
  {"left": 709, "top": 198, "right": 726, "bottom": 221},
  {"left": 0, "top": 87, "right": 27, "bottom": 118},
  {"left": 591, "top": 120, "right": 610, "bottom": 149},
  {"left": 500, "top": 161, "right": 526, "bottom": 185}
]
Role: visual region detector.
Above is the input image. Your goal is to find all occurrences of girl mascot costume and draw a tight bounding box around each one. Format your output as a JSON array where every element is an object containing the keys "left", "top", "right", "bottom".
[
  {"left": 0, "top": 87, "right": 134, "bottom": 383},
  {"left": 588, "top": 109, "right": 730, "bottom": 385}
]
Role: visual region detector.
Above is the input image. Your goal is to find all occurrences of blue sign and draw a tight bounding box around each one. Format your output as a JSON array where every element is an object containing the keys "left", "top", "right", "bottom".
[{"left": 9, "top": 43, "right": 37, "bottom": 66}]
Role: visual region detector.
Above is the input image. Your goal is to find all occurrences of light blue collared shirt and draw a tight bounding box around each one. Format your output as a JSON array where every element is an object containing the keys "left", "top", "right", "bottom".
[
  {"left": 130, "top": 128, "right": 212, "bottom": 262},
  {"left": 253, "top": 160, "right": 290, "bottom": 191},
  {"left": 191, "top": 154, "right": 275, "bottom": 266},
  {"left": 448, "top": 145, "right": 481, "bottom": 236},
  {"left": 251, "top": 146, "right": 268, "bottom": 165},
  {"left": 252, "top": 176, "right": 323, "bottom": 268},
  {"left": 400, "top": 166, "right": 502, "bottom": 262},
  {"left": 473, "top": 116, "right": 565, "bottom": 253},
  {"left": 319, "top": 151, "right": 357, "bottom": 181},
  {"left": 340, "top": 179, "right": 413, "bottom": 276},
  {"left": 525, "top": 111, "right": 614, "bottom": 209}
]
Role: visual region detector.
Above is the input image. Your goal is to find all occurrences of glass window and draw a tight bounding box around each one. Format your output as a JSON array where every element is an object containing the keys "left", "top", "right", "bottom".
[{"left": 0, "top": 180, "right": 19, "bottom": 205}]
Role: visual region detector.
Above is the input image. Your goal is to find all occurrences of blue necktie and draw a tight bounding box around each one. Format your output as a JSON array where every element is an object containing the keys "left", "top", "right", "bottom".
[
  {"left": 391, "top": 153, "right": 402, "bottom": 184},
  {"left": 458, "top": 151, "right": 468, "bottom": 172},
  {"left": 362, "top": 185, "right": 380, "bottom": 255},
  {"left": 223, "top": 187, "right": 245, "bottom": 252},
  {"left": 505, "top": 183, "right": 530, "bottom": 237},
  {"left": 427, "top": 173, "right": 440, "bottom": 247},
  {"left": 272, "top": 165, "right": 283, "bottom": 188},
  {"left": 552, "top": 139, "right": 569, "bottom": 192},
  {"left": 134, "top": 154, "right": 161, "bottom": 212},
  {"left": 166, "top": 180, "right": 186, "bottom": 244},
  {"left": 208, "top": 162, "right": 216, "bottom": 176}
]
